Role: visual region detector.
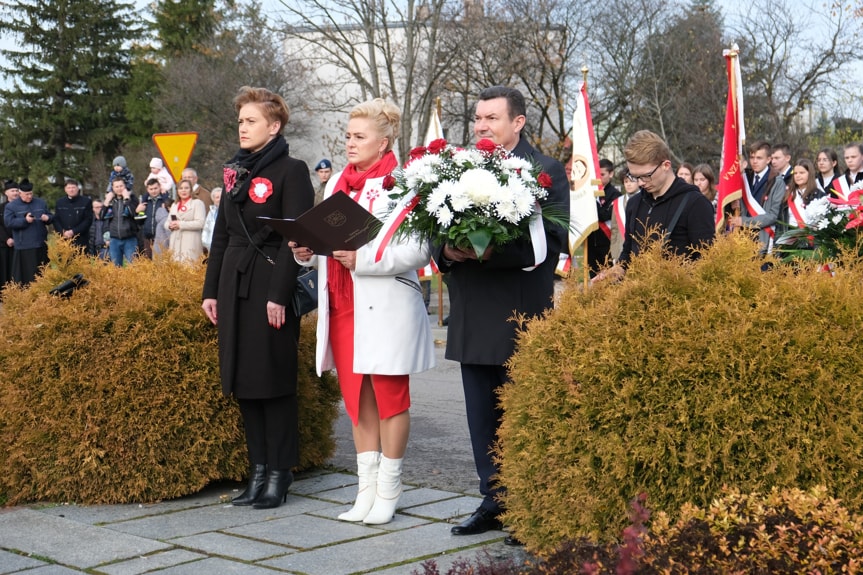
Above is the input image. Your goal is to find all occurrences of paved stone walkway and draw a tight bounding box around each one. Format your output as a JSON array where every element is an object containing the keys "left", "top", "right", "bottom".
[{"left": 0, "top": 307, "right": 532, "bottom": 574}]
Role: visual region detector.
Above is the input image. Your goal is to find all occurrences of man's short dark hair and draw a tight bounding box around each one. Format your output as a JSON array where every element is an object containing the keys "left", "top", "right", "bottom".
[
  {"left": 146, "top": 178, "right": 160, "bottom": 188},
  {"left": 749, "top": 140, "right": 771, "bottom": 155},
  {"left": 845, "top": 142, "right": 863, "bottom": 155},
  {"left": 599, "top": 158, "right": 614, "bottom": 172},
  {"left": 478, "top": 86, "right": 526, "bottom": 120},
  {"left": 772, "top": 143, "right": 791, "bottom": 156}
]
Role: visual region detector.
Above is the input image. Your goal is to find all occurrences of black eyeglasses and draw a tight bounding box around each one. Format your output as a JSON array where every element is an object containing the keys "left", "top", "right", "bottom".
[{"left": 626, "top": 164, "right": 663, "bottom": 183}]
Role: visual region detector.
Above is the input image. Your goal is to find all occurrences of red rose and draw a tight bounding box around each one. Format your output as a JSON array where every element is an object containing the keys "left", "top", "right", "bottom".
[
  {"left": 476, "top": 139, "right": 497, "bottom": 153},
  {"left": 537, "top": 172, "right": 553, "bottom": 188},
  {"left": 382, "top": 174, "right": 397, "bottom": 190},
  {"left": 409, "top": 146, "right": 427, "bottom": 160},
  {"left": 427, "top": 138, "right": 447, "bottom": 154}
]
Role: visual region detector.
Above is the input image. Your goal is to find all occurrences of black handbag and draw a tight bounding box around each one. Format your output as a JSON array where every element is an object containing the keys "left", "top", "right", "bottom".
[{"left": 292, "top": 268, "right": 318, "bottom": 316}]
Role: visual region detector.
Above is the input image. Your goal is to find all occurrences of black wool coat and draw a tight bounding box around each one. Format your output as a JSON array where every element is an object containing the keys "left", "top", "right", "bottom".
[{"left": 202, "top": 150, "right": 314, "bottom": 398}]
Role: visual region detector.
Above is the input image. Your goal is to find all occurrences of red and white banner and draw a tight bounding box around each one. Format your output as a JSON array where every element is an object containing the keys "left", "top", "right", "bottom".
[
  {"left": 716, "top": 44, "right": 745, "bottom": 234},
  {"left": 568, "top": 81, "right": 602, "bottom": 253}
]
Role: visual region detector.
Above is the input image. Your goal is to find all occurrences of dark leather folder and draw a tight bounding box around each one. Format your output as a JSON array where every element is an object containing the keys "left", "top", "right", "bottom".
[{"left": 259, "top": 191, "right": 382, "bottom": 256}]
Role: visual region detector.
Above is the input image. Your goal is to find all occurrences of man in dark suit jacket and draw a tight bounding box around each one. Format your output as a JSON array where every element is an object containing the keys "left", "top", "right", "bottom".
[
  {"left": 434, "top": 86, "right": 569, "bottom": 540},
  {"left": 585, "top": 158, "right": 622, "bottom": 277}
]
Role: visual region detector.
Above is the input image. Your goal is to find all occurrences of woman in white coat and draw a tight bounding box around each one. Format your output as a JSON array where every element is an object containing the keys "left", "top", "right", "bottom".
[
  {"left": 166, "top": 179, "right": 206, "bottom": 262},
  {"left": 291, "top": 98, "right": 434, "bottom": 525}
]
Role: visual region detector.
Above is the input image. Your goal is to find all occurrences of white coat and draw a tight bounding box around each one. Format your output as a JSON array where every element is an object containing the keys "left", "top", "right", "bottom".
[{"left": 309, "top": 174, "right": 435, "bottom": 377}]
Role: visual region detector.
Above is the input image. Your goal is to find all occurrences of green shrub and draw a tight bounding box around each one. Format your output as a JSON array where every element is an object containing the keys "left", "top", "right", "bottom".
[
  {"left": 0, "top": 239, "right": 340, "bottom": 505},
  {"left": 498, "top": 233, "right": 863, "bottom": 552}
]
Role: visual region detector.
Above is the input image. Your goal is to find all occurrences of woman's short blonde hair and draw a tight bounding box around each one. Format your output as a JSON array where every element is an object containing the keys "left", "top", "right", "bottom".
[
  {"left": 234, "top": 86, "right": 290, "bottom": 130},
  {"left": 349, "top": 98, "right": 400, "bottom": 152}
]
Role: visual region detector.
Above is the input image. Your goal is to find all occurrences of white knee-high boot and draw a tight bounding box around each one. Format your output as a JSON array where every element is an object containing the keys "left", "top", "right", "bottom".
[
  {"left": 363, "top": 455, "right": 403, "bottom": 525},
  {"left": 338, "top": 451, "right": 380, "bottom": 522}
]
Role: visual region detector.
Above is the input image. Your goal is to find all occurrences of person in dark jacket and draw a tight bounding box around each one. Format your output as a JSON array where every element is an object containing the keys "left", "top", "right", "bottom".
[
  {"left": 0, "top": 180, "right": 20, "bottom": 293},
  {"left": 53, "top": 179, "right": 93, "bottom": 251},
  {"left": 585, "top": 158, "right": 622, "bottom": 277},
  {"left": 103, "top": 179, "right": 139, "bottom": 266},
  {"left": 3, "top": 178, "right": 53, "bottom": 285},
  {"left": 135, "top": 178, "right": 169, "bottom": 258},
  {"left": 594, "top": 130, "right": 715, "bottom": 283},
  {"left": 433, "top": 86, "right": 570, "bottom": 541},
  {"left": 88, "top": 199, "right": 110, "bottom": 260},
  {"left": 201, "top": 86, "right": 314, "bottom": 510}
]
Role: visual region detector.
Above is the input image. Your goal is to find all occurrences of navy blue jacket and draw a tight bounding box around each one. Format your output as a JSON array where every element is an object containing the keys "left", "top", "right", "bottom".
[{"left": 4, "top": 197, "right": 54, "bottom": 250}]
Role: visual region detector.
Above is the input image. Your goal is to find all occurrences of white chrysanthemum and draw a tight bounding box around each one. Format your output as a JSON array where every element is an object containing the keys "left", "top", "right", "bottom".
[
  {"left": 426, "top": 183, "right": 450, "bottom": 211},
  {"left": 501, "top": 157, "right": 532, "bottom": 173},
  {"left": 453, "top": 149, "right": 484, "bottom": 167},
  {"left": 458, "top": 168, "right": 500, "bottom": 206},
  {"left": 512, "top": 188, "right": 535, "bottom": 218},
  {"left": 435, "top": 205, "right": 454, "bottom": 226},
  {"left": 803, "top": 196, "right": 831, "bottom": 228},
  {"left": 494, "top": 200, "right": 520, "bottom": 224},
  {"left": 448, "top": 186, "right": 473, "bottom": 212}
]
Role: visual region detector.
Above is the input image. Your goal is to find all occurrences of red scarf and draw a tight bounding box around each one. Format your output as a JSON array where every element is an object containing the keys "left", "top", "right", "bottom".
[{"left": 328, "top": 151, "right": 399, "bottom": 305}]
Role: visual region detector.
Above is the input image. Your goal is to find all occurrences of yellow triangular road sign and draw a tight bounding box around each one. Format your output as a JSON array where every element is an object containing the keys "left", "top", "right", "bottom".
[{"left": 153, "top": 132, "right": 199, "bottom": 183}]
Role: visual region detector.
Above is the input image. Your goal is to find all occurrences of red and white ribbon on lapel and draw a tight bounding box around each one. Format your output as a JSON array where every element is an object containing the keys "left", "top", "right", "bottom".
[{"left": 372, "top": 190, "right": 420, "bottom": 263}]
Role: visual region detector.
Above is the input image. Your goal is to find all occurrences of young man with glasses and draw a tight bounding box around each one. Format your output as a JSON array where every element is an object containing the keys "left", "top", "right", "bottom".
[{"left": 593, "top": 130, "right": 714, "bottom": 283}]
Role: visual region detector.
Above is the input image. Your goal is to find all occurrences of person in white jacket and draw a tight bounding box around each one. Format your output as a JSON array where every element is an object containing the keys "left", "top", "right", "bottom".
[
  {"left": 291, "top": 98, "right": 434, "bottom": 526},
  {"left": 166, "top": 179, "right": 206, "bottom": 262}
]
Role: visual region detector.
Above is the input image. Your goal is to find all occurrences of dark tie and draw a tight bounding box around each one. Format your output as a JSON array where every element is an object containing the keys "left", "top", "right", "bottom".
[{"left": 753, "top": 174, "right": 761, "bottom": 189}]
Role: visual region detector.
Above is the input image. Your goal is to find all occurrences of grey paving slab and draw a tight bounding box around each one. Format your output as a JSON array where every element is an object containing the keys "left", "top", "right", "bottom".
[
  {"left": 306, "top": 484, "right": 355, "bottom": 504},
  {"left": 400, "top": 496, "right": 483, "bottom": 522},
  {"left": 35, "top": 484, "right": 236, "bottom": 526},
  {"left": 94, "top": 549, "right": 206, "bottom": 575},
  {"left": 144, "top": 557, "right": 286, "bottom": 574},
  {"left": 261, "top": 522, "right": 504, "bottom": 575},
  {"left": 310, "top": 505, "right": 430, "bottom": 530},
  {"left": 226, "top": 514, "right": 378, "bottom": 549},
  {"left": 0, "top": 508, "right": 169, "bottom": 569},
  {"left": 0, "top": 548, "right": 47, "bottom": 573},
  {"left": 397, "top": 487, "right": 460, "bottom": 509},
  {"left": 107, "top": 496, "right": 334, "bottom": 539},
  {"left": 170, "top": 532, "right": 293, "bottom": 562},
  {"left": 13, "top": 566, "right": 87, "bottom": 575},
  {"left": 374, "top": 544, "right": 530, "bottom": 575},
  {"left": 288, "top": 472, "right": 357, "bottom": 496}
]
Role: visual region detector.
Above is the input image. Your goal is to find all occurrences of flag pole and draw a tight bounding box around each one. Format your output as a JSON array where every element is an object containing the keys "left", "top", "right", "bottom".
[
  {"left": 433, "top": 97, "right": 445, "bottom": 327},
  {"left": 582, "top": 65, "right": 591, "bottom": 290}
]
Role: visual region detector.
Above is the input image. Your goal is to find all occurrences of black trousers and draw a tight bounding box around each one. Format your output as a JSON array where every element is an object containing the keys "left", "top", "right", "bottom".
[
  {"left": 237, "top": 395, "right": 299, "bottom": 470},
  {"left": 460, "top": 363, "right": 508, "bottom": 515}
]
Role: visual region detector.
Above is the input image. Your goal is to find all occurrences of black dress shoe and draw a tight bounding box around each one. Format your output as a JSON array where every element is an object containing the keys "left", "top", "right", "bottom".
[
  {"left": 504, "top": 535, "right": 524, "bottom": 546},
  {"left": 451, "top": 508, "right": 503, "bottom": 535}
]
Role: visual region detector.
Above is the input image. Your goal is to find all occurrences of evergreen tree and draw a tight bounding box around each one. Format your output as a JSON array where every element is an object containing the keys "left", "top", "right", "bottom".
[
  {"left": 0, "top": 0, "right": 139, "bottom": 199},
  {"left": 152, "top": 0, "right": 220, "bottom": 58}
]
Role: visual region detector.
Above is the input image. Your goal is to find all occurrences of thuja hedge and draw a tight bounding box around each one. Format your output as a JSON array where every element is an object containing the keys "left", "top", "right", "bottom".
[
  {"left": 0, "top": 239, "right": 340, "bottom": 505},
  {"left": 498, "top": 233, "right": 863, "bottom": 553}
]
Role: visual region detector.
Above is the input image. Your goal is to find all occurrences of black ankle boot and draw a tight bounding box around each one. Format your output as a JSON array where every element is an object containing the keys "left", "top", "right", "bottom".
[
  {"left": 252, "top": 469, "right": 293, "bottom": 509},
  {"left": 232, "top": 464, "right": 267, "bottom": 506}
]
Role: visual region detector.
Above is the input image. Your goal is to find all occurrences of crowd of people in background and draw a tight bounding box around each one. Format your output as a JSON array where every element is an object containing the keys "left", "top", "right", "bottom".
[
  {"left": 0, "top": 157, "right": 223, "bottom": 296},
  {"left": 585, "top": 140, "right": 863, "bottom": 273}
]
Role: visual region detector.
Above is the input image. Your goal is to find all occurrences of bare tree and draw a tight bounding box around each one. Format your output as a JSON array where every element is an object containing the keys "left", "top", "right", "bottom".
[
  {"left": 276, "top": 0, "right": 461, "bottom": 160},
  {"left": 731, "top": 0, "right": 860, "bottom": 151},
  {"left": 153, "top": 1, "right": 314, "bottom": 179}
]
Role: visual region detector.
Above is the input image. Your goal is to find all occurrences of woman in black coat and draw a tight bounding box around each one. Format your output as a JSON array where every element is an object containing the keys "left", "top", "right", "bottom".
[{"left": 202, "top": 86, "right": 314, "bottom": 509}]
